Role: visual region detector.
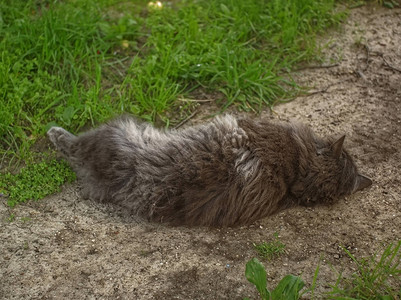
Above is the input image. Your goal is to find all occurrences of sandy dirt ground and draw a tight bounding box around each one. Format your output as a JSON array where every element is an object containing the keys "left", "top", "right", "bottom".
[{"left": 1, "top": 5, "right": 400, "bottom": 300}]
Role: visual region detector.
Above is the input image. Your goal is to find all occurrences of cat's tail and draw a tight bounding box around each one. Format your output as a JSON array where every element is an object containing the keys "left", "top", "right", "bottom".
[{"left": 47, "top": 127, "right": 77, "bottom": 158}]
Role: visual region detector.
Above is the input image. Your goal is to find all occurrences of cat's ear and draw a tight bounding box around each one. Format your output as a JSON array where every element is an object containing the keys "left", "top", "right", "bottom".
[
  {"left": 354, "top": 174, "right": 372, "bottom": 193},
  {"left": 331, "top": 135, "right": 345, "bottom": 159}
]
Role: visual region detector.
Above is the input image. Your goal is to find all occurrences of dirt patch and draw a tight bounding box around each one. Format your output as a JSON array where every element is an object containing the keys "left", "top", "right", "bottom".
[{"left": 1, "top": 5, "right": 400, "bottom": 299}]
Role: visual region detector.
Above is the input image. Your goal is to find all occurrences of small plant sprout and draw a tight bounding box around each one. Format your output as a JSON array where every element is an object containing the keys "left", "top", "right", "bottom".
[
  {"left": 7, "top": 213, "right": 15, "bottom": 223},
  {"left": 244, "top": 258, "right": 305, "bottom": 300},
  {"left": 253, "top": 233, "right": 286, "bottom": 261}
]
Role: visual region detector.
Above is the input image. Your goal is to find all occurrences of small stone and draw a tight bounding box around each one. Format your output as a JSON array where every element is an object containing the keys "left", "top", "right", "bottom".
[{"left": 334, "top": 254, "right": 340, "bottom": 259}]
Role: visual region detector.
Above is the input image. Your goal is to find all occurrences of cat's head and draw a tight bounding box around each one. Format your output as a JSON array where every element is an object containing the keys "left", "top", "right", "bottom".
[{"left": 291, "top": 134, "right": 372, "bottom": 206}]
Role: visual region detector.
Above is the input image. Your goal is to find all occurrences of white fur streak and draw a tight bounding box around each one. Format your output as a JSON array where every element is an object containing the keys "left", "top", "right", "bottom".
[
  {"left": 213, "top": 114, "right": 239, "bottom": 131},
  {"left": 235, "top": 150, "right": 261, "bottom": 182}
]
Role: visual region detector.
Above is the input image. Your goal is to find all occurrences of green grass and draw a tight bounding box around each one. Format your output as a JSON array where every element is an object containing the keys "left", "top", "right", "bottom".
[
  {"left": 245, "top": 240, "right": 401, "bottom": 300},
  {"left": 128, "top": 0, "right": 345, "bottom": 116},
  {"left": 0, "top": 0, "right": 346, "bottom": 204},
  {"left": 253, "top": 233, "right": 286, "bottom": 261},
  {"left": 0, "top": 0, "right": 132, "bottom": 162},
  {"left": 0, "top": 159, "right": 76, "bottom": 207},
  {"left": 327, "top": 241, "right": 401, "bottom": 299}
]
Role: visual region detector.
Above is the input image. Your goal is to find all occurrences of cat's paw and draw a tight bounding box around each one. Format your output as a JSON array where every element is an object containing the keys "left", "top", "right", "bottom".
[
  {"left": 47, "top": 127, "right": 76, "bottom": 156},
  {"left": 47, "top": 126, "right": 70, "bottom": 145}
]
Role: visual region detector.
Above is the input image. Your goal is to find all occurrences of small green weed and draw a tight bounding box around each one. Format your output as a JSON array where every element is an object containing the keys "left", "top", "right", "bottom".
[
  {"left": 7, "top": 213, "right": 15, "bottom": 222},
  {"left": 253, "top": 233, "right": 286, "bottom": 260},
  {"left": 0, "top": 159, "right": 76, "bottom": 207},
  {"left": 327, "top": 240, "right": 401, "bottom": 299},
  {"left": 244, "top": 258, "right": 305, "bottom": 300},
  {"left": 20, "top": 216, "right": 32, "bottom": 223}
]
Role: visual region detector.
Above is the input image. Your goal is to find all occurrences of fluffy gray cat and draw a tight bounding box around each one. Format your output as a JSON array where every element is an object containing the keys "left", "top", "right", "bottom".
[{"left": 47, "top": 114, "right": 372, "bottom": 227}]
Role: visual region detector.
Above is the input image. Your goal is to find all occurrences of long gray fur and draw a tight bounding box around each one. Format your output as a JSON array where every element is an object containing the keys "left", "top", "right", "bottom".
[{"left": 47, "top": 114, "right": 372, "bottom": 227}]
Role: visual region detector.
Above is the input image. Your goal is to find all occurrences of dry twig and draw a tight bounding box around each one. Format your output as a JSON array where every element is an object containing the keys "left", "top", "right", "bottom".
[
  {"left": 294, "top": 63, "right": 339, "bottom": 72},
  {"left": 382, "top": 55, "right": 401, "bottom": 73},
  {"left": 301, "top": 79, "right": 351, "bottom": 97},
  {"left": 174, "top": 110, "right": 198, "bottom": 129}
]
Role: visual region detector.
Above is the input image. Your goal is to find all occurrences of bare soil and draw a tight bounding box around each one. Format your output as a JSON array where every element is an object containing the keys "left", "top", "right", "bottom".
[{"left": 1, "top": 5, "right": 400, "bottom": 300}]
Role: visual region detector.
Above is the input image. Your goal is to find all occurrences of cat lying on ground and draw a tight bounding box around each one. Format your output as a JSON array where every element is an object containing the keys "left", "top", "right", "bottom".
[{"left": 48, "top": 114, "right": 372, "bottom": 227}]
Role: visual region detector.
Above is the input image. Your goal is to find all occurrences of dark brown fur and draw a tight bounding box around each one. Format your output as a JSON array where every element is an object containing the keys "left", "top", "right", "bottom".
[{"left": 47, "top": 114, "right": 372, "bottom": 227}]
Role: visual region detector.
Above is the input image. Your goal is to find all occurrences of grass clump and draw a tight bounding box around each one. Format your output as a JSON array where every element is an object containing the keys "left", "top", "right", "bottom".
[
  {"left": 253, "top": 233, "right": 286, "bottom": 261},
  {"left": 0, "top": 159, "right": 76, "bottom": 207},
  {"left": 328, "top": 240, "right": 401, "bottom": 299}
]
